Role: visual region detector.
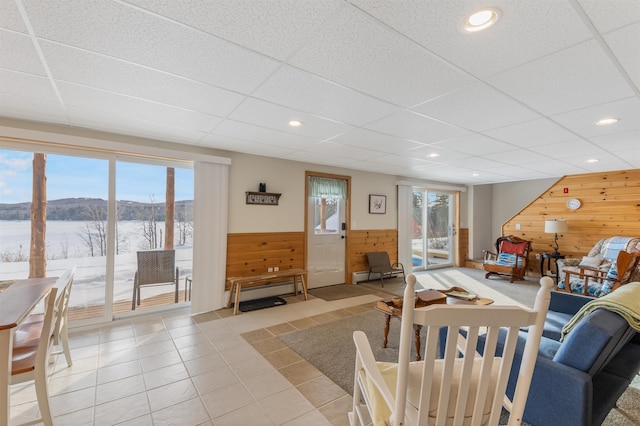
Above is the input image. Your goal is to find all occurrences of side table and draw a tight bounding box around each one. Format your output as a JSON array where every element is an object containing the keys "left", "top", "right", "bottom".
[
  {"left": 375, "top": 288, "right": 493, "bottom": 361},
  {"left": 540, "top": 252, "right": 565, "bottom": 284}
]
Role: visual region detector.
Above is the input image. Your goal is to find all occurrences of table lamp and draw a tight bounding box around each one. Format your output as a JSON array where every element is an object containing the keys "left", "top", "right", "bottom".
[{"left": 545, "top": 219, "right": 568, "bottom": 255}]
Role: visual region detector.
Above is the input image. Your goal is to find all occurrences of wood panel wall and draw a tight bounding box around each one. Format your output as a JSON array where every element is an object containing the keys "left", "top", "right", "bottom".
[
  {"left": 348, "top": 229, "right": 398, "bottom": 283},
  {"left": 225, "top": 229, "right": 399, "bottom": 286},
  {"left": 501, "top": 169, "right": 640, "bottom": 277},
  {"left": 458, "top": 228, "right": 469, "bottom": 263},
  {"left": 226, "top": 232, "right": 304, "bottom": 289}
]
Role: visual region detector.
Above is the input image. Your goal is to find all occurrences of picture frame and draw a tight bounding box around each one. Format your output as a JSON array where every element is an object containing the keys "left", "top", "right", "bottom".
[{"left": 369, "top": 194, "right": 386, "bottom": 214}]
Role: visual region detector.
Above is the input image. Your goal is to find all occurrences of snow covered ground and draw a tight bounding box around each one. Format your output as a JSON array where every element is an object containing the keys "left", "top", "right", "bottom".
[{"left": 0, "top": 220, "right": 192, "bottom": 310}]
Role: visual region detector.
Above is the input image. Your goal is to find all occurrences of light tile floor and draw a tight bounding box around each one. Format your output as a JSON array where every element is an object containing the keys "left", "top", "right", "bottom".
[{"left": 9, "top": 292, "right": 383, "bottom": 425}]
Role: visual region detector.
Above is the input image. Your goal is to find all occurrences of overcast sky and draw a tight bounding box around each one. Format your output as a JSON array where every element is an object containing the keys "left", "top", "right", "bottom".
[{"left": 0, "top": 149, "right": 194, "bottom": 204}]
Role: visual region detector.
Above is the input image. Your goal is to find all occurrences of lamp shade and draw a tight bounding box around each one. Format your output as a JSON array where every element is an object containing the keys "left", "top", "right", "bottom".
[{"left": 545, "top": 219, "right": 568, "bottom": 233}]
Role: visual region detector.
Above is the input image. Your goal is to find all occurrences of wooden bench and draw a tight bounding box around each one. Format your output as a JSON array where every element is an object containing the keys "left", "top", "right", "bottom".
[{"left": 226, "top": 268, "right": 308, "bottom": 315}]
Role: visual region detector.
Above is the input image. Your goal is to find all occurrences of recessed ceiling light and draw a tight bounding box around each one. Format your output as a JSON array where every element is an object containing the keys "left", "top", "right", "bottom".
[
  {"left": 461, "top": 8, "right": 500, "bottom": 33},
  {"left": 595, "top": 117, "right": 619, "bottom": 126},
  {"left": 427, "top": 153, "right": 440, "bottom": 158},
  {"left": 472, "top": 173, "right": 480, "bottom": 177},
  {"left": 586, "top": 158, "right": 599, "bottom": 163},
  {"left": 288, "top": 120, "right": 303, "bottom": 127}
]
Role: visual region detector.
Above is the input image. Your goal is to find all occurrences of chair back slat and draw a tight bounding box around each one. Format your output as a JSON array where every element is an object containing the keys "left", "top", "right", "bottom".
[{"left": 137, "top": 250, "right": 176, "bottom": 284}]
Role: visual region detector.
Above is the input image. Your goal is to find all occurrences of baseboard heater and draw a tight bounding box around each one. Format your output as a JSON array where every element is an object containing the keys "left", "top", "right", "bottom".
[{"left": 352, "top": 271, "right": 376, "bottom": 284}]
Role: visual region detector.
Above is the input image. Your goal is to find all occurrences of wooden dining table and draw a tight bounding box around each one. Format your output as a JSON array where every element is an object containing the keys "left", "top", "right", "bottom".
[{"left": 0, "top": 277, "right": 57, "bottom": 426}]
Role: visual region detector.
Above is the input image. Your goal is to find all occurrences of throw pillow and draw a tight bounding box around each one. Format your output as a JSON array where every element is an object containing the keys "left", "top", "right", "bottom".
[
  {"left": 601, "top": 261, "right": 618, "bottom": 294},
  {"left": 579, "top": 256, "right": 603, "bottom": 268}
]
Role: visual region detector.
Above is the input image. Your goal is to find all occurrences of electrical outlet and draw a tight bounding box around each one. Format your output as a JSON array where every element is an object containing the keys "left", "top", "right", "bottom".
[
  {"left": 274, "top": 266, "right": 279, "bottom": 271},
  {"left": 268, "top": 267, "right": 273, "bottom": 272},
  {"left": 535, "top": 254, "right": 541, "bottom": 260},
  {"left": 515, "top": 223, "right": 521, "bottom": 230}
]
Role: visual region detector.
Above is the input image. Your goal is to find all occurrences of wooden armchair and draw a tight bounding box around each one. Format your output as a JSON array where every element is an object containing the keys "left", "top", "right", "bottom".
[
  {"left": 558, "top": 250, "right": 640, "bottom": 297},
  {"left": 483, "top": 235, "right": 531, "bottom": 283}
]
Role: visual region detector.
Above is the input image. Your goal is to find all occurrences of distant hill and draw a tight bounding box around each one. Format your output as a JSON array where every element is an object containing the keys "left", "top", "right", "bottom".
[{"left": 0, "top": 198, "right": 193, "bottom": 221}]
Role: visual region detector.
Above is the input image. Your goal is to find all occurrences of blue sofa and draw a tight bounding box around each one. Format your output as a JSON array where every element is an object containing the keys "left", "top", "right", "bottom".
[{"left": 440, "top": 290, "right": 640, "bottom": 425}]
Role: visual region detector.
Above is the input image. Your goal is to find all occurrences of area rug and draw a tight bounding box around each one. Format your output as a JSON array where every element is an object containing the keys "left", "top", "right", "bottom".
[
  {"left": 237, "top": 296, "right": 286, "bottom": 312},
  {"left": 309, "top": 284, "right": 377, "bottom": 301},
  {"left": 278, "top": 309, "right": 421, "bottom": 395}
]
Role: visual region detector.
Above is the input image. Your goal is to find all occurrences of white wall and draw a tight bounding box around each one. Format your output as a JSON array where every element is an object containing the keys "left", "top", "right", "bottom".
[{"left": 226, "top": 152, "right": 398, "bottom": 233}]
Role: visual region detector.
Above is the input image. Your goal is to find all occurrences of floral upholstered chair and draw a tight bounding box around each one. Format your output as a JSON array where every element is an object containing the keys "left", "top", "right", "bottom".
[
  {"left": 558, "top": 250, "right": 640, "bottom": 297},
  {"left": 483, "top": 235, "right": 531, "bottom": 283}
]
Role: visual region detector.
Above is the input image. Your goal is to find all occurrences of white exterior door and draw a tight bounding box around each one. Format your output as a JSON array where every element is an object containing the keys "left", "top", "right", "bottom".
[{"left": 307, "top": 196, "right": 346, "bottom": 288}]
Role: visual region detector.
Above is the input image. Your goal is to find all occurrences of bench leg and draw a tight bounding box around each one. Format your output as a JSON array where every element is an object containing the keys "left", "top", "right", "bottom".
[
  {"left": 226, "top": 282, "right": 235, "bottom": 309},
  {"left": 300, "top": 274, "right": 309, "bottom": 301},
  {"left": 233, "top": 283, "right": 242, "bottom": 315}
]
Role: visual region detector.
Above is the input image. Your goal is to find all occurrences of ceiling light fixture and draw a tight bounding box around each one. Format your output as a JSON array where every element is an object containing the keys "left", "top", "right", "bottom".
[
  {"left": 595, "top": 117, "right": 619, "bottom": 126},
  {"left": 586, "top": 158, "right": 599, "bottom": 163},
  {"left": 427, "top": 153, "right": 440, "bottom": 158},
  {"left": 472, "top": 173, "right": 480, "bottom": 177},
  {"left": 461, "top": 8, "right": 500, "bottom": 33},
  {"left": 288, "top": 120, "right": 303, "bottom": 127}
]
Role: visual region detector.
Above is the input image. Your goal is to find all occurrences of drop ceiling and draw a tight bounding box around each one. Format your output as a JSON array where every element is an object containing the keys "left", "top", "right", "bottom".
[{"left": 1, "top": 0, "right": 639, "bottom": 185}]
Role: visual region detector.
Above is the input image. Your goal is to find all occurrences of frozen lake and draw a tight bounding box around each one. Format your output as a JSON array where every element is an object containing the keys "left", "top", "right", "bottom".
[{"left": 1, "top": 220, "right": 192, "bottom": 308}]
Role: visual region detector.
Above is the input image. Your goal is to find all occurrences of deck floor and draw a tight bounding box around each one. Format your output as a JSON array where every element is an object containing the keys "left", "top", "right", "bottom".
[{"left": 67, "top": 289, "right": 190, "bottom": 321}]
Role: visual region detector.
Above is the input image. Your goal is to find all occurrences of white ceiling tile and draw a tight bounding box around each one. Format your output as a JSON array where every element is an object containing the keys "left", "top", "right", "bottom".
[
  {"left": 551, "top": 97, "right": 640, "bottom": 138},
  {"left": 604, "top": 22, "right": 640, "bottom": 90},
  {"left": 253, "top": 65, "right": 401, "bottom": 126},
  {"left": 412, "top": 83, "right": 540, "bottom": 132},
  {"left": 67, "top": 106, "right": 207, "bottom": 145},
  {"left": 0, "top": 70, "right": 58, "bottom": 103},
  {"left": 0, "top": 0, "right": 27, "bottom": 32},
  {"left": 488, "top": 40, "right": 635, "bottom": 115},
  {"left": 0, "top": 30, "right": 46, "bottom": 76},
  {"left": 611, "top": 148, "right": 640, "bottom": 164},
  {"left": 483, "top": 165, "right": 554, "bottom": 180},
  {"left": 229, "top": 98, "right": 352, "bottom": 140},
  {"left": 340, "top": 159, "right": 405, "bottom": 174},
  {"left": 280, "top": 150, "right": 353, "bottom": 167},
  {"left": 328, "top": 128, "right": 422, "bottom": 154},
  {"left": 535, "top": 140, "right": 608, "bottom": 159},
  {"left": 399, "top": 146, "right": 470, "bottom": 163},
  {"left": 368, "top": 154, "right": 432, "bottom": 169},
  {"left": 590, "top": 130, "right": 640, "bottom": 151},
  {"left": 22, "top": 0, "right": 280, "bottom": 93},
  {"left": 211, "top": 120, "right": 321, "bottom": 150},
  {"left": 483, "top": 118, "right": 578, "bottom": 147},
  {"left": 200, "top": 134, "right": 295, "bottom": 158},
  {"left": 41, "top": 42, "right": 245, "bottom": 118},
  {"left": 433, "top": 133, "right": 519, "bottom": 156},
  {"left": 351, "top": 0, "right": 594, "bottom": 78},
  {"left": 289, "top": 5, "right": 474, "bottom": 107},
  {"left": 576, "top": 0, "right": 640, "bottom": 33},
  {"left": 482, "top": 149, "right": 550, "bottom": 165},
  {"left": 442, "top": 156, "right": 505, "bottom": 170},
  {"left": 124, "top": 0, "right": 343, "bottom": 61},
  {"left": 58, "top": 82, "right": 221, "bottom": 133},
  {"left": 0, "top": 94, "right": 67, "bottom": 124},
  {"left": 518, "top": 158, "right": 588, "bottom": 175},
  {"left": 301, "top": 141, "right": 383, "bottom": 161},
  {"left": 366, "top": 111, "right": 471, "bottom": 144},
  {"left": 560, "top": 151, "right": 635, "bottom": 170}
]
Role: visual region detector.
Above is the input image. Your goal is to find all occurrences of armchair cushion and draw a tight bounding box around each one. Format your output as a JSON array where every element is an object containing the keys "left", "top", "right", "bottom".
[{"left": 602, "top": 261, "right": 619, "bottom": 294}]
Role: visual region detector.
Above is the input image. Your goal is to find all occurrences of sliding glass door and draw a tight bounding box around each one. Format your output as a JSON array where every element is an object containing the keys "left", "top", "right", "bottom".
[
  {"left": 412, "top": 190, "right": 454, "bottom": 270},
  {"left": 0, "top": 147, "right": 193, "bottom": 324}
]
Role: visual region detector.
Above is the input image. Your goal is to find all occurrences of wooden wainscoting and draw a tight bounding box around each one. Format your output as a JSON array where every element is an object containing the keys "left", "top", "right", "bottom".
[
  {"left": 502, "top": 169, "right": 640, "bottom": 276},
  {"left": 348, "top": 229, "right": 398, "bottom": 283},
  {"left": 226, "top": 232, "right": 305, "bottom": 289}
]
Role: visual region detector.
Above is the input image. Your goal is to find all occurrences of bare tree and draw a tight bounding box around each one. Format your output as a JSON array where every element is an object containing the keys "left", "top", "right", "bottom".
[
  {"left": 141, "top": 194, "right": 159, "bottom": 249},
  {"left": 79, "top": 204, "right": 107, "bottom": 256}
]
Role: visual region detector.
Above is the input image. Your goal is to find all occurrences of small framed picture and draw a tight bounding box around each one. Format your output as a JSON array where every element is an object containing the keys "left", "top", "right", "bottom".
[{"left": 369, "top": 194, "right": 386, "bottom": 214}]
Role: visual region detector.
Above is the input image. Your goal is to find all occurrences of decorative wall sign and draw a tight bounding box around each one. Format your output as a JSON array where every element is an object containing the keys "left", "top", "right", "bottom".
[
  {"left": 246, "top": 191, "right": 281, "bottom": 205},
  {"left": 369, "top": 194, "right": 386, "bottom": 214}
]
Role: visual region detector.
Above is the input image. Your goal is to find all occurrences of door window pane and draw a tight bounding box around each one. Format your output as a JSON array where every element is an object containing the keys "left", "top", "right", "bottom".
[{"left": 115, "top": 161, "right": 193, "bottom": 313}]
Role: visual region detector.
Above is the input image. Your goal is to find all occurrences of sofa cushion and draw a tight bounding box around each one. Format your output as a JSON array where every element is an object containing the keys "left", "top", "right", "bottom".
[
  {"left": 553, "top": 309, "right": 634, "bottom": 376},
  {"left": 601, "top": 261, "right": 619, "bottom": 294},
  {"left": 579, "top": 256, "right": 604, "bottom": 268},
  {"left": 543, "top": 310, "right": 574, "bottom": 341}
]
